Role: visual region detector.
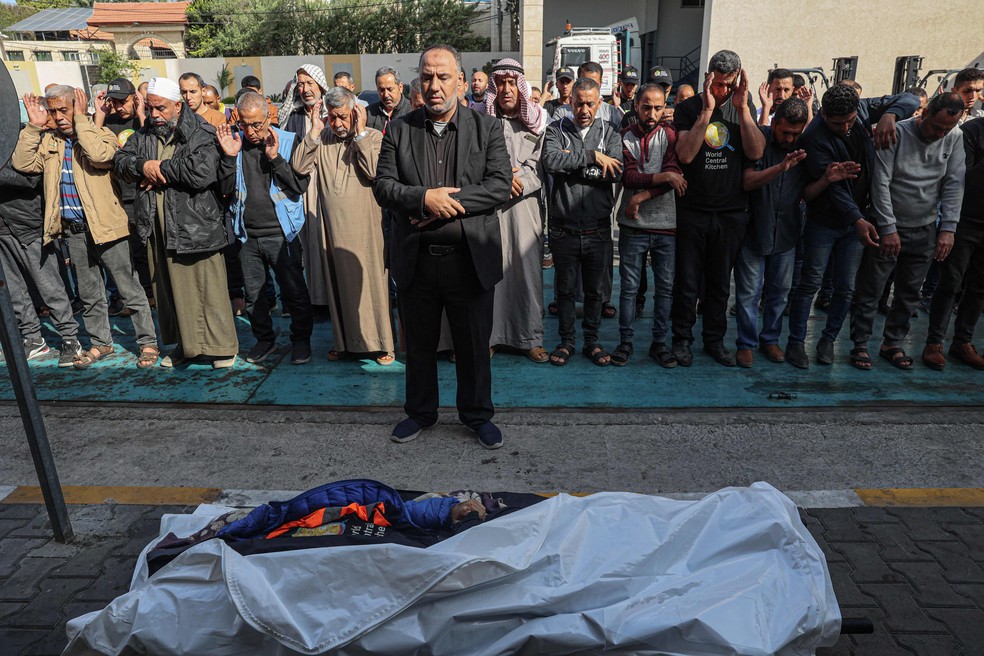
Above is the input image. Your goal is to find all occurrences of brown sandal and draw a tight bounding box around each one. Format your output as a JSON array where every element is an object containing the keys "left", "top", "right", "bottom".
[
  {"left": 73, "top": 345, "right": 114, "bottom": 370},
  {"left": 376, "top": 352, "right": 396, "bottom": 366},
  {"left": 526, "top": 346, "right": 549, "bottom": 363},
  {"left": 137, "top": 345, "right": 160, "bottom": 369}
]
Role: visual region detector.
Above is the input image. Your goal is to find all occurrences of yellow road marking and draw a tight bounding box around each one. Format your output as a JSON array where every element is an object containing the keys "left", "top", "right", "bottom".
[
  {"left": 855, "top": 488, "right": 984, "bottom": 507},
  {"left": 1, "top": 486, "right": 222, "bottom": 505}
]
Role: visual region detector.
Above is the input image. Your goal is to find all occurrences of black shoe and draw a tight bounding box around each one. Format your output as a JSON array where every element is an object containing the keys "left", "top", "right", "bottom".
[
  {"left": 648, "top": 342, "right": 677, "bottom": 368},
  {"left": 472, "top": 421, "right": 503, "bottom": 450},
  {"left": 391, "top": 417, "right": 435, "bottom": 444},
  {"left": 671, "top": 342, "right": 693, "bottom": 367},
  {"left": 107, "top": 295, "right": 124, "bottom": 317},
  {"left": 246, "top": 340, "right": 276, "bottom": 364},
  {"left": 815, "top": 338, "right": 835, "bottom": 365},
  {"left": 786, "top": 342, "right": 809, "bottom": 369},
  {"left": 291, "top": 341, "right": 312, "bottom": 365},
  {"left": 702, "top": 342, "right": 736, "bottom": 367}
]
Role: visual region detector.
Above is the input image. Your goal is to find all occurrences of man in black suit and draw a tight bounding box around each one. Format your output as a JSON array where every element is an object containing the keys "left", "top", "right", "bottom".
[{"left": 374, "top": 44, "right": 512, "bottom": 449}]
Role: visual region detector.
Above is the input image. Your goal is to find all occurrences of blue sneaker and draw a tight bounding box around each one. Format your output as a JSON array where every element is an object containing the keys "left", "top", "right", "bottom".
[
  {"left": 473, "top": 421, "right": 503, "bottom": 450},
  {"left": 391, "top": 417, "right": 434, "bottom": 444}
]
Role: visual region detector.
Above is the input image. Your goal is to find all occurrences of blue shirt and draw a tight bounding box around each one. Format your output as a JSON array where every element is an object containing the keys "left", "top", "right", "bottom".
[{"left": 59, "top": 138, "right": 85, "bottom": 223}]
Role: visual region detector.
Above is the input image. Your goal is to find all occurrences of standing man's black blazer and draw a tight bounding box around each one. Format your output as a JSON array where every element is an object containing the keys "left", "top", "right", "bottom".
[{"left": 373, "top": 106, "right": 512, "bottom": 290}]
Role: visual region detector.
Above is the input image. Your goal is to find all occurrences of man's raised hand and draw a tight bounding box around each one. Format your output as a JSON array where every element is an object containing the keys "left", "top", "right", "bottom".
[{"left": 216, "top": 124, "right": 242, "bottom": 157}]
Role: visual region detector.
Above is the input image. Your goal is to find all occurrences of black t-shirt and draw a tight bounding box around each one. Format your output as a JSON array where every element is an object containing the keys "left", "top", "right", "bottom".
[
  {"left": 104, "top": 114, "right": 142, "bottom": 207},
  {"left": 103, "top": 113, "right": 141, "bottom": 138},
  {"left": 673, "top": 93, "right": 752, "bottom": 212},
  {"left": 241, "top": 142, "right": 282, "bottom": 238}
]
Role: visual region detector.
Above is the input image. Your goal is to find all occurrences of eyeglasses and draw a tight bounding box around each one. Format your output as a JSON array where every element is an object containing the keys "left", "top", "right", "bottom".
[{"left": 237, "top": 119, "right": 269, "bottom": 132}]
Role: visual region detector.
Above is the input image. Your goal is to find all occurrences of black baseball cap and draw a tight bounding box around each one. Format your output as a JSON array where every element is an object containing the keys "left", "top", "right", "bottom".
[
  {"left": 620, "top": 66, "right": 640, "bottom": 83},
  {"left": 106, "top": 78, "right": 135, "bottom": 100},
  {"left": 556, "top": 67, "right": 576, "bottom": 81},
  {"left": 647, "top": 66, "right": 673, "bottom": 87}
]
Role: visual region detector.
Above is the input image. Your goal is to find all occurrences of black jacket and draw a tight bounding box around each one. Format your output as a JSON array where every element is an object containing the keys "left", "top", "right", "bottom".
[
  {"left": 0, "top": 164, "right": 43, "bottom": 246},
  {"left": 112, "top": 107, "right": 229, "bottom": 254},
  {"left": 367, "top": 96, "right": 412, "bottom": 134},
  {"left": 373, "top": 106, "right": 512, "bottom": 291},
  {"left": 542, "top": 115, "right": 623, "bottom": 228},
  {"left": 799, "top": 92, "right": 920, "bottom": 230}
]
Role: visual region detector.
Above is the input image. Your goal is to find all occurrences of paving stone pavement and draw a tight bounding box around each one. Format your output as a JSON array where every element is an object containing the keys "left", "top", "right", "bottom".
[{"left": 1, "top": 503, "right": 983, "bottom": 655}]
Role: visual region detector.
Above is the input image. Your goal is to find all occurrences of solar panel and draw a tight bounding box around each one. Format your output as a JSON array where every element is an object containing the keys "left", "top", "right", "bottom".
[{"left": 4, "top": 8, "right": 95, "bottom": 34}]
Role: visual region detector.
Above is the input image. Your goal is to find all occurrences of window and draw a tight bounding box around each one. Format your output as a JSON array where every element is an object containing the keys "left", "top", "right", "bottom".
[
  {"left": 63, "top": 51, "right": 81, "bottom": 62},
  {"left": 34, "top": 51, "right": 52, "bottom": 62},
  {"left": 150, "top": 46, "right": 177, "bottom": 59},
  {"left": 7, "top": 51, "right": 25, "bottom": 61},
  {"left": 681, "top": 0, "right": 705, "bottom": 7},
  {"left": 560, "top": 46, "right": 590, "bottom": 69}
]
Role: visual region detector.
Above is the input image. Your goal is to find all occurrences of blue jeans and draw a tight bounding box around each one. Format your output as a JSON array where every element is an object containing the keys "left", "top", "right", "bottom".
[
  {"left": 787, "top": 221, "right": 864, "bottom": 344},
  {"left": 617, "top": 227, "right": 674, "bottom": 345},
  {"left": 734, "top": 244, "right": 796, "bottom": 350}
]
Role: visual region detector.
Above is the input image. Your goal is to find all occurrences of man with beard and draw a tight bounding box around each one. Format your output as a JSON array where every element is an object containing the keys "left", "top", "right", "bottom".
[
  {"left": 178, "top": 73, "right": 226, "bottom": 129},
  {"left": 483, "top": 58, "right": 548, "bottom": 362},
  {"left": 735, "top": 98, "right": 859, "bottom": 367},
  {"left": 216, "top": 91, "right": 313, "bottom": 365},
  {"left": 367, "top": 66, "right": 411, "bottom": 135},
  {"left": 544, "top": 67, "right": 575, "bottom": 119},
  {"left": 757, "top": 68, "right": 795, "bottom": 126},
  {"left": 279, "top": 65, "right": 329, "bottom": 142},
  {"left": 850, "top": 92, "right": 965, "bottom": 370},
  {"left": 374, "top": 45, "right": 512, "bottom": 449},
  {"left": 291, "top": 87, "right": 394, "bottom": 365},
  {"left": 614, "top": 83, "right": 684, "bottom": 367},
  {"left": 113, "top": 77, "right": 238, "bottom": 368},
  {"left": 468, "top": 70, "right": 489, "bottom": 111},
  {"left": 95, "top": 78, "right": 153, "bottom": 303},
  {"left": 14, "top": 86, "right": 158, "bottom": 368},
  {"left": 671, "top": 50, "right": 765, "bottom": 367},
  {"left": 543, "top": 77, "right": 623, "bottom": 367}
]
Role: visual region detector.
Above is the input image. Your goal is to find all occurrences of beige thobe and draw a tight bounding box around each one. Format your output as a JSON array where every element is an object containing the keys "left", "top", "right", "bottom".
[
  {"left": 293, "top": 127, "right": 394, "bottom": 354},
  {"left": 149, "top": 137, "right": 238, "bottom": 358}
]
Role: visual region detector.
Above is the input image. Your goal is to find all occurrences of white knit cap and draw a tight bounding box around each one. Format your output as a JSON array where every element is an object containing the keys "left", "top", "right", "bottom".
[{"left": 147, "top": 77, "right": 181, "bottom": 102}]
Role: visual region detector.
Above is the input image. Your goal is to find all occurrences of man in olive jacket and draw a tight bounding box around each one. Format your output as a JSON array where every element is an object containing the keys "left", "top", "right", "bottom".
[
  {"left": 113, "top": 77, "right": 238, "bottom": 368},
  {"left": 13, "top": 86, "right": 157, "bottom": 369}
]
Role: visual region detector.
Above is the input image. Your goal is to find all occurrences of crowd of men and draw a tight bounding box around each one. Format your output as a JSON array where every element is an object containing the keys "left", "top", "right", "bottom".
[{"left": 1, "top": 44, "right": 983, "bottom": 449}]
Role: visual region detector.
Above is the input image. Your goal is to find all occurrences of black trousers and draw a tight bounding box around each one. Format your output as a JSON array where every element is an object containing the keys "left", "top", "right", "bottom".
[
  {"left": 240, "top": 234, "right": 314, "bottom": 344},
  {"left": 671, "top": 207, "right": 747, "bottom": 346},
  {"left": 928, "top": 219, "right": 984, "bottom": 345},
  {"left": 398, "top": 247, "right": 494, "bottom": 428},
  {"left": 549, "top": 227, "right": 611, "bottom": 347}
]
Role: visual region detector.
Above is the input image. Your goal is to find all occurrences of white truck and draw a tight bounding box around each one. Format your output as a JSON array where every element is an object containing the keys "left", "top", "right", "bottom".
[{"left": 545, "top": 18, "right": 641, "bottom": 97}]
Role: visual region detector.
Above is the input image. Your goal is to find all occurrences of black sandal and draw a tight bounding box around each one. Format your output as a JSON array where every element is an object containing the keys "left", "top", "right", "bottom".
[
  {"left": 879, "top": 346, "right": 913, "bottom": 370},
  {"left": 610, "top": 342, "right": 632, "bottom": 366},
  {"left": 550, "top": 344, "right": 575, "bottom": 366},
  {"left": 850, "top": 347, "right": 873, "bottom": 370},
  {"left": 583, "top": 344, "right": 611, "bottom": 367}
]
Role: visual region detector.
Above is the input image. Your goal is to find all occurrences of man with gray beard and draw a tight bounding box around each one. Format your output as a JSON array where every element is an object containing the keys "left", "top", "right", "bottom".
[{"left": 113, "top": 77, "right": 239, "bottom": 369}]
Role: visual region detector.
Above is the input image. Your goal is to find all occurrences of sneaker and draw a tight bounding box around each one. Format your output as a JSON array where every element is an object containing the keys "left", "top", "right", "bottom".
[
  {"left": 291, "top": 341, "right": 312, "bottom": 365},
  {"left": 24, "top": 337, "right": 50, "bottom": 360},
  {"left": 107, "top": 295, "right": 125, "bottom": 317},
  {"left": 160, "top": 345, "right": 187, "bottom": 368},
  {"left": 541, "top": 251, "right": 554, "bottom": 269},
  {"left": 58, "top": 339, "right": 82, "bottom": 367},
  {"left": 472, "top": 421, "right": 503, "bottom": 450},
  {"left": 391, "top": 417, "right": 434, "bottom": 444},
  {"left": 246, "top": 340, "right": 276, "bottom": 364},
  {"left": 212, "top": 355, "right": 237, "bottom": 369}
]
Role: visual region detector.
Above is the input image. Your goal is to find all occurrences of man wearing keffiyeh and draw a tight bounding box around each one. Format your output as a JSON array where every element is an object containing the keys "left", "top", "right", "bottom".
[{"left": 484, "top": 59, "right": 548, "bottom": 362}]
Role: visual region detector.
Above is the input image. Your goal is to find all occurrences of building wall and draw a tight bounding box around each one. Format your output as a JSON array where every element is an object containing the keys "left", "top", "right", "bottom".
[
  {"left": 704, "top": 0, "right": 984, "bottom": 96},
  {"left": 538, "top": 0, "right": 654, "bottom": 85},
  {"left": 652, "top": 1, "right": 703, "bottom": 64},
  {"left": 2, "top": 40, "right": 110, "bottom": 64}
]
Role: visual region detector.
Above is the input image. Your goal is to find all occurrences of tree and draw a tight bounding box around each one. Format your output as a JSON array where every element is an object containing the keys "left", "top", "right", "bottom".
[
  {"left": 0, "top": 3, "right": 41, "bottom": 29},
  {"left": 216, "top": 63, "right": 234, "bottom": 94},
  {"left": 184, "top": 0, "right": 490, "bottom": 58},
  {"left": 97, "top": 49, "right": 138, "bottom": 84}
]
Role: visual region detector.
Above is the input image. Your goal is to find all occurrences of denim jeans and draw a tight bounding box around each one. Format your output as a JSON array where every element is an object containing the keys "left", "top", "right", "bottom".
[
  {"left": 617, "top": 226, "right": 674, "bottom": 345},
  {"left": 240, "top": 234, "right": 313, "bottom": 344},
  {"left": 734, "top": 244, "right": 796, "bottom": 350},
  {"left": 550, "top": 227, "right": 612, "bottom": 347},
  {"left": 787, "top": 221, "right": 864, "bottom": 344}
]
